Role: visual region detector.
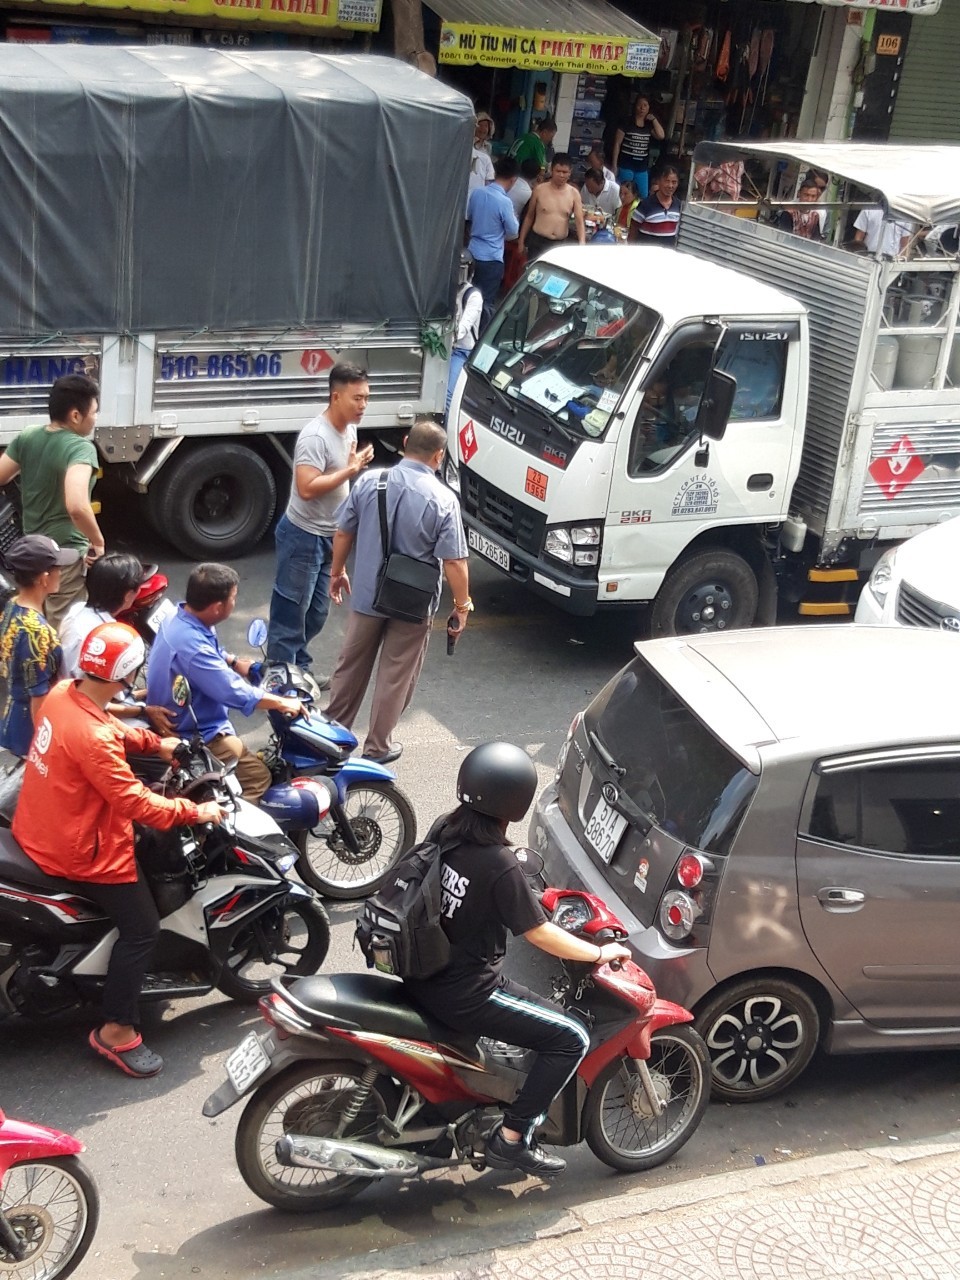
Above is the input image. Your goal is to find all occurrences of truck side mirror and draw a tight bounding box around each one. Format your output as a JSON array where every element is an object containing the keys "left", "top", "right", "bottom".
[{"left": 695, "top": 369, "right": 737, "bottom": 442}]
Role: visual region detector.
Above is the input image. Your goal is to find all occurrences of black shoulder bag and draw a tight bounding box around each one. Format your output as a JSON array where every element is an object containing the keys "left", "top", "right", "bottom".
[{"left": 372, "top": 472, "right": 440, "bottom": 623}]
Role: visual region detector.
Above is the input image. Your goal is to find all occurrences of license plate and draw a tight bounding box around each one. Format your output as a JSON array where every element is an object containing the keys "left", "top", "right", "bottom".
[
  {"left": 147, "top": 597, "right": 176, "bottom": 633},
  {"left": 468, "top": 528, "right": 510, "bottom": 572},
  {"left": 225, "top": 1031, "right": 271, "bottom": 1094},
  {"left": 583, "top": 795, "right": 628, "bottom": 864}
]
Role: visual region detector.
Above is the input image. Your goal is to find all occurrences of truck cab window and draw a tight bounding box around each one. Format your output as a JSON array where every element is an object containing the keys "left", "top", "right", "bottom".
[
  {"left": 716, "top": 336, "right": 788, "bottom": 419},
  {"left": 628, "top": 340, "right": 714, "bottom": 476}
]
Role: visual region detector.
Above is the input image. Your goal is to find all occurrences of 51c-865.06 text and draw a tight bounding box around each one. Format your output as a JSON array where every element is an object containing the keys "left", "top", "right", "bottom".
[{"left": 159, "top": 352, "right": 283, "bottom": 380}]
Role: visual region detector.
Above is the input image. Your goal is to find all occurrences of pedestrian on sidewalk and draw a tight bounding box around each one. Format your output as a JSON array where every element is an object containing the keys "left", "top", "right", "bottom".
[
  {"left": 0, "top": 535, "right": 76, "bottom": 759},
  {"left": 0, "top": 373, "right": 105, "bottom": 629},
  {"left": 266, "top": 362, "right": 374, "bottom": 683},
  {"left": 324, "top": 419, "right": 470, "bottom": 765}
]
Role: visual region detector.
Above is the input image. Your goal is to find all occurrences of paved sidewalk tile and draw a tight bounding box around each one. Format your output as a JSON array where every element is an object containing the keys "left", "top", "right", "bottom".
[{"left": 367, "top": 1149, "right": 960, "bottom": 1280}]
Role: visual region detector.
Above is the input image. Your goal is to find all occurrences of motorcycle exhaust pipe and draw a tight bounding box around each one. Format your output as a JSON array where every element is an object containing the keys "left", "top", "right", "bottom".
[{"left": 275, "top": 1133, "right": 433, "bottom": 1179}]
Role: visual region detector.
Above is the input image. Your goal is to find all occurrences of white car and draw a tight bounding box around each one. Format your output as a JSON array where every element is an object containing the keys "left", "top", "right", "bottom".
[{"left": 855, "top": 516, "right": 960, "bottom": 631}]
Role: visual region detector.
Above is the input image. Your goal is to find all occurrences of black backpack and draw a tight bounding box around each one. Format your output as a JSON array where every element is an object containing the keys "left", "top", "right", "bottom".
[{"left": 355, "top": 838, "right": 456, "bottom": 980}]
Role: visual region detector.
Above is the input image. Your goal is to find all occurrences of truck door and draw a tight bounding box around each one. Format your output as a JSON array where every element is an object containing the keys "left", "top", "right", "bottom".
[{"left": 604, "top": 322, "right": 798, "bottom": 603}]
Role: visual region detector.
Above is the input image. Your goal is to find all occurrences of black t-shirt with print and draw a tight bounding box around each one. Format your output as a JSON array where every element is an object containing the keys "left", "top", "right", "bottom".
[{"left": 405, "top": 835, "right": 547, "bottom": 1015}]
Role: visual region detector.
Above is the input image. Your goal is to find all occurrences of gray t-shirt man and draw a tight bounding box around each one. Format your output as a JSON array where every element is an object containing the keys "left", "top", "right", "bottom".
[{"left": 285, "top": 412, "right": 358, "bottom": 537}]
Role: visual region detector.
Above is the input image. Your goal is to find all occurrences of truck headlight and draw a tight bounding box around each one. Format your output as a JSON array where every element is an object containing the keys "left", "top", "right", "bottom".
[
  {"left": 866, "top": 548, "right": 897, "bottom": 605},
  {"left": 544, "top": 528, "right": 572, "bottom": 563},
  {"left": 443, "top": 452, "right": 460, "bottom": 494}
]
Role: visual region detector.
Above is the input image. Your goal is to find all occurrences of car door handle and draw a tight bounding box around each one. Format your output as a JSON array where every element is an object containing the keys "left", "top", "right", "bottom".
[
  {"left": 817, "top": 886, "right": 866, "bottom": 912},
  {"left": 747, "top": 473, "right": 774, "bottom": 491}
]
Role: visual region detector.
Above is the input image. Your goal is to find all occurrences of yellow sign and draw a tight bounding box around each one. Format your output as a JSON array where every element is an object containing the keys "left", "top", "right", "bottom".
[
  {"left": 876, "top": 33, "right": 903, "bottom": 54},
  {"left": 439, "top": 22, "right": 658, "bottom": 77},
  {"left": 21, "top": 0, "right": 381, "bottom": 28}
]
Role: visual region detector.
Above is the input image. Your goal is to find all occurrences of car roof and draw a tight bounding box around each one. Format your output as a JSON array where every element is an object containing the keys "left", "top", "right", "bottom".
[
  {"left": 537, "top": 245, "right": 807, "bottom": 327},
  {"left": 636, "top": 625, "right": 960, "bottom": 769}
]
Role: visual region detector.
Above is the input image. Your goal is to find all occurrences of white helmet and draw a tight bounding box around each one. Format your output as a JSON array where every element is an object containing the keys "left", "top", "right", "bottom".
[{"left": 78, "top": 621, "right": 146, "bottom": 684}]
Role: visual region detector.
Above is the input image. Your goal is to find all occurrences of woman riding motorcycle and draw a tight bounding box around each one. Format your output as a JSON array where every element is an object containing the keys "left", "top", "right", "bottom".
[{"left": 404, "top": 741, "right": 630, "bottom": 1177}]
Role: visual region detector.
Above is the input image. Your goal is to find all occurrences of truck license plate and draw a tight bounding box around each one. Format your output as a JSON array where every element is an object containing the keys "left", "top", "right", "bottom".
[
  {"left": 468, "top": 528, "right": 510, "bottom": 572},
  {"left": 225, "top": 1032, "right": 271, "bottom": 1094},
  {"left": 583, "top": 795, "right": 628, "bottom": 864}
]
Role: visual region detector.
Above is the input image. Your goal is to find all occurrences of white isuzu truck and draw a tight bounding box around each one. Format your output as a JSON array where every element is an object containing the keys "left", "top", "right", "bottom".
[
  {"left": 446, "top": 142, "right": 960, "bottom": 633},
  {"left": 0, "top": 47, "right": 471, "bottom": 559}
]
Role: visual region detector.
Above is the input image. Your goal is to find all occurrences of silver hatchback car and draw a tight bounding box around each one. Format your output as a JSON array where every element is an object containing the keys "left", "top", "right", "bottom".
[{"left": 531, "top": 626, "right": 960, "bottom": 1101}]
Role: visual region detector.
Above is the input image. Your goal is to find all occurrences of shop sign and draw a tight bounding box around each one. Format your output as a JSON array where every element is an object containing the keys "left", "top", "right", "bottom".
[
  {"left": 798, "top": 0, "right": 940, "bottom": 13},
  {"left": 19, "top": 0, "right": 381, "bottom": 29},
  {"left": 439, "top": 22, "right": 659, "bottom": 77}
]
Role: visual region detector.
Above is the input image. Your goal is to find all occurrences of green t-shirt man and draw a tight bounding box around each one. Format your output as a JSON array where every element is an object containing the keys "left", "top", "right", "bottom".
[
  {"left": 6, "top": 426, "right": 98, "bottom": 551},
  {"left": 509, "top": 120, "right": 556, "bottom": 175}
]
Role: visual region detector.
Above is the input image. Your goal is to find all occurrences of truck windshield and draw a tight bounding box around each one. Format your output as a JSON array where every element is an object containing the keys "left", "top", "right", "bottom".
[
  {"left": 469, "top": 265, "right": 659, "bottom": 438},
  {"left": 585, "top": 656, "right": 758, "bottom": 856}
]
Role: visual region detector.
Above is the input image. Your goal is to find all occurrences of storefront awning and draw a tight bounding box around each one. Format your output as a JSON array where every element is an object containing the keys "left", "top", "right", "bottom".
[
  {"left": 698, "top": 141, "right": 960, "bottom": 225},
  {"left": 430, "top": 0, "right": 660, "bottom": 78},
  {"left": 16, "top": 0, "right": 382, "bottom": 31},
  {"left": 792, "top": 0, "right": 940, "bottom": 14}
]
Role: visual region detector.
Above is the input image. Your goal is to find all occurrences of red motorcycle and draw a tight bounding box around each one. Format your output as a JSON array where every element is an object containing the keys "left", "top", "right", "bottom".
[
  {"left": 0, "top": 1109, "right": 99, "bottom": 1279},
  {"left": 204, "top": 882, "right": 711, "bottom": 1211},
  {"left": 116, "top": 562, "right": 173, "bottom": 646}
]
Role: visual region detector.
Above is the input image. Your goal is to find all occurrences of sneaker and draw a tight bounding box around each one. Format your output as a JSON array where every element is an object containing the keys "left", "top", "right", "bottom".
[{"left": 484, "top": 1124, "right": 566, "bottom": 1177}]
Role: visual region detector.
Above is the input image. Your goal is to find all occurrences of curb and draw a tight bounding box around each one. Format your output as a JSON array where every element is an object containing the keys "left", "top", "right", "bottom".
[{"left": 314, "top": 1130, "right": 960, "bottom": 1280}]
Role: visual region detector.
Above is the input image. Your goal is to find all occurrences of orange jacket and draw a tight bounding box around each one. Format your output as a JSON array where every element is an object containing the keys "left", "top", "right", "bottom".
[{"left": 13, "top": 680, "right": 203, "bottom": 884}]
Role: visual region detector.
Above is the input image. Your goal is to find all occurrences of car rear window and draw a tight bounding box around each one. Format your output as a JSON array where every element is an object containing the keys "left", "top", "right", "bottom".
[{"left": 585, "top": 656, "right": 758, "bottom": 856}]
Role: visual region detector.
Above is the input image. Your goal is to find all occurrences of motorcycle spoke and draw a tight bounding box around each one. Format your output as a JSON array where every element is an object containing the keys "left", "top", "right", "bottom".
[
  {"left": 1, "top": 1163, "right": 89, "bottom": 1275},
  {"left": 305, "top": 788, "right": 408, "bottom": 889},
  {"left": 255, "top": 1076, "right": 380, "bottom": 1190},
  {"left": 599, "top": 1041, "right": 700, "bottom": 1157}
]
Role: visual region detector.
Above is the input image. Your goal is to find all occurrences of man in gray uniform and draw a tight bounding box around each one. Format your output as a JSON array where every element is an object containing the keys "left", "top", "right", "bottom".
[
  {"left": 325, "top": 420, "right": 470, "bottom": 764},
  {"left": 266, "top": 362, "right": 374, "bottom": 681}
]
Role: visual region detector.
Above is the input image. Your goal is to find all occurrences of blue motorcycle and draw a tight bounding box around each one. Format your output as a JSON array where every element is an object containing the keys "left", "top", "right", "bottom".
[{"left": 246, "top": 622, "right": 416, "bottom": 900}]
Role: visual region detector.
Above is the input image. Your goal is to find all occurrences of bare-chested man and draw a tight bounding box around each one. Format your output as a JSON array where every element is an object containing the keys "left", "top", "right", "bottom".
[{"left": 518, "top": 153, "right": 586, "bottom": 261}]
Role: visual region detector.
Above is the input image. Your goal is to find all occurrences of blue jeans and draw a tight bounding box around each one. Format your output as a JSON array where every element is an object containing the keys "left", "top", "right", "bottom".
[
  {"left": 617, "top": 167, "right": 649, "bottom": 198},
  {"left": 446, "top": 347, "right": 470, "bottom": 418},
  {"left": 267, "top": 514, "right": 332, "bottom": 668}
]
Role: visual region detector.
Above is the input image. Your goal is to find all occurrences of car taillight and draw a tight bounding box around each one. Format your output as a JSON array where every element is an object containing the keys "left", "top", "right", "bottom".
[
  {"left": 659, "top": 890, "right": 697, "bottom": 940},
  {"left": 676, "top": 853, "right": 704, "bottom": 888},
  {"left": 556, "top": 711, "right": 583, "bottom": 779}
]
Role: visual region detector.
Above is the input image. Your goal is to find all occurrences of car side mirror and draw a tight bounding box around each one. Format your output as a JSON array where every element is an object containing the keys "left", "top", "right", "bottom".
[{"left": 695, "top": 369, "right": 736, "bottom": 442}]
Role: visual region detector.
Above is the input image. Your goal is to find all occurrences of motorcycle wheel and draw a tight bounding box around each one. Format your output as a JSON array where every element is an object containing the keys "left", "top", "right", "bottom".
[
  {"left": 235, "top": 1060, "right": 400, "bottom": 1212},
  {"left": 0, "top": 1155, "right": 99, "bottom": 1280},
  {"left": 584, "top": 1025, "right": 711, "bottom": 1172},
  {"left": 216, "top": 897, "right": 330, "bottom": 1004},
  {"left": 294, "top": 781, "right": 416, "bottom": 900}
]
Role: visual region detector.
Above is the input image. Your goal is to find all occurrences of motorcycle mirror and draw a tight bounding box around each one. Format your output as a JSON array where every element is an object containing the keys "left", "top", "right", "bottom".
[
  {"left": 172, "top": 675, "right": 192, "bottom": 708},
  {"left": 247, "top": 618, "right": 268, "bottom": 649},
  {"left": 513, "top": 846, "right": 545, "bottom": 879}
]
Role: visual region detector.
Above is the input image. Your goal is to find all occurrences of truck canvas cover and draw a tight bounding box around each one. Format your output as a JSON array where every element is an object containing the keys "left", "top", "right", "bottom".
[{"left": 0, "top": 48, "right": 473, "bottom": 336}]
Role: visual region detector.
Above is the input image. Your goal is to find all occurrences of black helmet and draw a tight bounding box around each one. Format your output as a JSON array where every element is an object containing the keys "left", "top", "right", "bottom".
[{"left": 456, "top": 742, "right": 538, "bottom": 822}]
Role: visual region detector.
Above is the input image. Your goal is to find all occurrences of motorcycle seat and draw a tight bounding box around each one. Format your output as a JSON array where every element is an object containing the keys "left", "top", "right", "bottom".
[
  {"left": 287, "top": 973, "right": 477, "bottom": 1051},
  {"left": 0, "top": 830, "right": 98, "bottom": 899}
]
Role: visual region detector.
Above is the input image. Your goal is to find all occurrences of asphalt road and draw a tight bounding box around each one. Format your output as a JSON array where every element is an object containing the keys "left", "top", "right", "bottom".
[{"left": 2, "top": 506, "right": 959, "bottom": 1280}]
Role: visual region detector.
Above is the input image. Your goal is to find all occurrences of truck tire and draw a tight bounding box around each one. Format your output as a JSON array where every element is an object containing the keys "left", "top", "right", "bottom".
[
  {"left": 650, "top": 549, "right": 759, "bottom": 637},
  {"left": 147, "top": 443, "right": 276, "bottom": 560}
]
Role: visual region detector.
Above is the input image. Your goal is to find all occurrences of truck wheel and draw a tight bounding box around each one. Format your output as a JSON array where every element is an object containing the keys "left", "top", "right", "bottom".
[
  {"left": 147, "top": 443, "right": 276, "bottom": 560},
  {"left": 650, "top": 549, "right": 759, "bottom": 637}
]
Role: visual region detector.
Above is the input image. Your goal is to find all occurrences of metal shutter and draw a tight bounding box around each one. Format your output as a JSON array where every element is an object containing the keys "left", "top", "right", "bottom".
[{"left": 890, "top": 4, "right": 960, "bottom": 142}]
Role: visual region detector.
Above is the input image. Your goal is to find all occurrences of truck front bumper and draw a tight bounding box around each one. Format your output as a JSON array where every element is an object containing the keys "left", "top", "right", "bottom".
[{"left": 461, "top": 511, "right": 599, "bottom": 617}]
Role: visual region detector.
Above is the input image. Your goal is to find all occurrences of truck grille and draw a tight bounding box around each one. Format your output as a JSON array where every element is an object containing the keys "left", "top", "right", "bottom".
[
  {"left": 462, "top": 470, "right": 545, "bottom": 554},
  {"left": 896, "top": 581, "right": 960, "bottom": 630}
]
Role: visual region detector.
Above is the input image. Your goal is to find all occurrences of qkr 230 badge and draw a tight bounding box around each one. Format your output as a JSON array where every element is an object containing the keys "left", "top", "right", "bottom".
[{"left": 671, "top": 473, "right": 719, "bottom": 518}]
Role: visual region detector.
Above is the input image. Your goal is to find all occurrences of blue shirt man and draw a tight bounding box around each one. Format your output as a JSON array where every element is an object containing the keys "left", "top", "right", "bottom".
[
  {"left": 324, "top": 420, "right": 470, "bottom": 765},
  {"left": 466, "top": 154, "right": 520, "bottom": 326},
  {"left": 146, "top": 563, "right": 302, "bottom": 802}
]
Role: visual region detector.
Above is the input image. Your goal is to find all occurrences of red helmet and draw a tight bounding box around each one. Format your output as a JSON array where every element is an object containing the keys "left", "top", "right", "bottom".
[{"left": 78, "top": 621, "right": 145, "bottom": 684}]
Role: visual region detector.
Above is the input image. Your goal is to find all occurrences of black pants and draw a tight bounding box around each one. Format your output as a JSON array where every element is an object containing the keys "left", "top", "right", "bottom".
[
  {"left": 419, "top": 977, "right": 590, "bottom": 1141},
  {"left": 70, "top": 871, "right": 160, "bottom": 1027},
  {"left": 471, "top": 257, "right": 505, "bottom": 328},
  {"left": 525, "top": 230, "right": 568, "bottom": 261}
]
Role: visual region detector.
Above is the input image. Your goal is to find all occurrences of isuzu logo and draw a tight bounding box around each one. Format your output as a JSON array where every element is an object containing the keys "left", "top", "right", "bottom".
[
  {"left": 489, "top": 415, "right": 525, "bottom": 447},
  {"left": 940, "top": 615, "right": 960, "bottom": 633}
]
